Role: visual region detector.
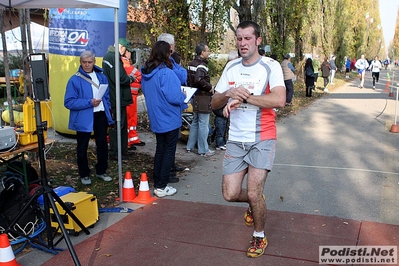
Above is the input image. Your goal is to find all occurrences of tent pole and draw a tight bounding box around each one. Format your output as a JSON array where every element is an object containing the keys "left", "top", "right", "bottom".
[{"left": 114, "top": 8, "right": 123, "bottom": 203}]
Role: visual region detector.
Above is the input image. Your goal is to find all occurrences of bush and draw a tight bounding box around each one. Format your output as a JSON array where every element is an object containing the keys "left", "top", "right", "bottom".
[{"left": 208, "top": 58, "right": 227, "bottom": 78}]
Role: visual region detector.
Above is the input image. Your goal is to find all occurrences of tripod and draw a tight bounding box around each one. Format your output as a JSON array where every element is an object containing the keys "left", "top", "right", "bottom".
[{"left": 5, "top": 100, "right": 90, "bottom": 265}]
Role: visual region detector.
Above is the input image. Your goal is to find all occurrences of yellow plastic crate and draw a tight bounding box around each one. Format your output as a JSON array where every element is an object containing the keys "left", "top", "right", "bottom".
[{"left": 50, "top": 192, "right": 99, "bottom": 235}]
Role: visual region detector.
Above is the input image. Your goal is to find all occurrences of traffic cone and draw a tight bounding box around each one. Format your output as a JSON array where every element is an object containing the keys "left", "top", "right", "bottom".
[
  {"left": 132, "top": 173, "right": 157, "bottom": 204},
  {"left": 384, "top": 81, "right": 390, "bottom": 92},
  {"left": 0, "top": 234, "right": 20, "bottom": 266},
  {"left": 121, "top": 171, "right": 136, "bottom": 202}
]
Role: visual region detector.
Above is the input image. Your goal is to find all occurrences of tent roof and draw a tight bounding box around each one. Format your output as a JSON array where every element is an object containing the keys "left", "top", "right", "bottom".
[{"left": 0, "top": 0, "right": 119, "bottom": 9}]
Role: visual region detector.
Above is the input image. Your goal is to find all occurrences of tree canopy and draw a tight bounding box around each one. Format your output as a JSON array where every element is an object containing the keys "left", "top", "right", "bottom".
[{"left": 128, "top": 0, "right": 395, "bottom": 67}]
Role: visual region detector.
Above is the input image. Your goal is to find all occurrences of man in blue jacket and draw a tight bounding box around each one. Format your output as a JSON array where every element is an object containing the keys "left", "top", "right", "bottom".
[{"left": 64, "top": 50, "right": 114, "bottom": 185}]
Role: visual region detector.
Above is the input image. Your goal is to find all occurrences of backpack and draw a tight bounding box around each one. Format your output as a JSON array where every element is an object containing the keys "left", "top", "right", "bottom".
[
  {"left": 305, "top": 66, "right": 314, "bottom": 77},
  {"left": 0, "top": 172, "right": 41, "bottom": 238}
]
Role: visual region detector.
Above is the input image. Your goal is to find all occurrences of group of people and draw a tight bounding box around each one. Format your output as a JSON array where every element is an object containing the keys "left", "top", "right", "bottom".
[
  {"left": 64, "top": 38, "right": 147, "bottom": 186},
  {"left": 301, "top": 52, "right": 385, "bottom": 96},
  {"left": 63, "top": 20, "right": 291, "bottom": 259}
]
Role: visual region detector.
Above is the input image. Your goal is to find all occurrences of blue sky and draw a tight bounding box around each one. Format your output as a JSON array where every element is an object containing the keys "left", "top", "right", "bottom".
[{"left": 379, "top": 0, "right": 398, "bottom": 47}]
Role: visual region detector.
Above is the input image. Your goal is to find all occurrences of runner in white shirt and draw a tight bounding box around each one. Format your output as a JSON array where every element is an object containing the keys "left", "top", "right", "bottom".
[
  {"left": 370, "top": 56, "right": 382, "bottom": 89},
  {"left": 355, "top": 54, "right": 369, "bottom": 88},
  {"left": 211, "top": 21, "right": 285, "bottom": 258}
]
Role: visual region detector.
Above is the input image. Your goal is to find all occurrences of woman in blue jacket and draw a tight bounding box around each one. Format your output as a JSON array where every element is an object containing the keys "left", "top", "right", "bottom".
[
  {"left": 64, "top": 50, "right": 114, "bottom": 185},
  {"left": 141, "top": 41, "right": 187, "bottom": 198}
]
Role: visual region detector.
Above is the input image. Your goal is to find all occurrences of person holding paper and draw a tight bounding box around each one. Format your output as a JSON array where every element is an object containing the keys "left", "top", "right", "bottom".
[
  {"left": 64, "top": 50, "right": 114, "bottom": 185},
  {"left": 141, "top": 41, "right": 187, "bottom": 198}
]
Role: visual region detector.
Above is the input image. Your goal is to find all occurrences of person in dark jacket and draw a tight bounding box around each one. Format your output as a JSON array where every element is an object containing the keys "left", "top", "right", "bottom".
[
  {"left": 64, "top": 50, "right": 114, "bottom": 185},
  {"left": 321, "top": 57, "right": 331, "bottom": 93},
  {"left": 102, "top": 38, "right": 134, "bottom": 160},
  {"left": 186, "top": 43, "right": 215, "bottom": 157},
  {"left": 304, "top": 58, "right": 315, "bottom": 97},
  {"left": 141, "top": 41, "right": 188, "bottom": 198}
]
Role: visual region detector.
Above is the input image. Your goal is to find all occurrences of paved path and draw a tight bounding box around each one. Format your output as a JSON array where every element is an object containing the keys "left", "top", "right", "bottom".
[{"left": 16, "top": 67, "right": 399, "bottom": 265}]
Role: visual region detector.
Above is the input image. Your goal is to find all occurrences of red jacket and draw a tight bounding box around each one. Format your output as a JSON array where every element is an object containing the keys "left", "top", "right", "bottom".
[{"left": 121, "top": 56, "right": 142, "bottom": 90}]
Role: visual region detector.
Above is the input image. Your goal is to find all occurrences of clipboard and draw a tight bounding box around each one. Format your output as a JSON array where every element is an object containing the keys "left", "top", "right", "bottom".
[{"left": 181, "top": 86, "right": 197, "bottom": 103}]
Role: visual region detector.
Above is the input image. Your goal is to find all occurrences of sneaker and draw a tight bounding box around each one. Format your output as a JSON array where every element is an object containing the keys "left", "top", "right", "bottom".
[
  {"left": 216, "top": 146, "right": 226, "bottom": 151},
  {"left": 200, "top": 150, "right": 215, "bottom": 157},
  {"left": 323, "top": 88, "right": 329, "bottom": 93},
  {"left": 153, "top": 185, "right": 177, "bottom": 198},
  {"left": 244, "top": 194, "right": 266, "bottom": 226},
  {"left": 81, "top": 177, "right": 91, "bottom": 185},
  {"left": 96, "top": 173, "right": 112, "bottom": 182},
  {"left": 373, "top": 86, "right": 376, "bottom": 89},
  {"left": 186, "top": 149, "right": 192, "bottom": 153},
  {"left": 247, "top": 236, "right": 268, "bottom": 258}
]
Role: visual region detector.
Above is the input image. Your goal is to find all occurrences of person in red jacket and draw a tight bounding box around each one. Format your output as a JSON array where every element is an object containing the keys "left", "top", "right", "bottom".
[{"left": 121, "top": 47, "right": 145, "bottom": 149}]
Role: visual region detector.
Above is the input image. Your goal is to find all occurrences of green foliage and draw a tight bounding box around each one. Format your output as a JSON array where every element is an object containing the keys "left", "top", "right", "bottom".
[
  {"left": 0, "top": 53, "right": 23, "bottom": 77},
  {"left": 207, "top": 58, "right": 227, "bottom": 78},
  {"left": 127, "top": 0, "right": 389, "bottom": 71}
]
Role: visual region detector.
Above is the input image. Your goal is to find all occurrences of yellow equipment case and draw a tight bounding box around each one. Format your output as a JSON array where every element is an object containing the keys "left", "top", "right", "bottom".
[{"left": 50, "top": 192, "right": 99, "bottom": 235}]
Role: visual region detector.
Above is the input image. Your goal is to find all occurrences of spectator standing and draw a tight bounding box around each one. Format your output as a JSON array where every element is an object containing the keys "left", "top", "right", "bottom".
[
  {"left": 304, "top": 58, "right": 315, "bottom": 97},
  {"left": 281, "top": 54, "right": 295, "bottom": 106},
  {"left": 211, "top": 20, "right": 286, "bottom": 258},
  {"left": 329, "top": 55, "right": 337, "bottom": 84},
  {"left": 321, "top": 57, "right": 331, "bottom": 93},
  {"left": 141, "top": 41, "right": 188, "bottom": 198},
  {"left": 186, "top": 43, "right": 215, "bottom": 157},
  {"left": 158, "top": 33, "right": 187, "bottom": 175},
  {"left": 64, "top": 50, "right": 114, "bottom": 185},
  {"left": 351, "top": 58, "right": 356, "bottom": 71},
  {"left": 354, "top": 54, "right": 369, "bottom": 89},
  {"left": 102, "top": 38, "right": 134, "bottom": 160},
  {"left": 370, "top": 56, "right": 382, "bottom": 90},
  {"left": 345, "top": 57, "right": 351, "bottom": 78},
  {"left": 312, "top": 55, "right": 321, "bottom": 88},
  {"left": 121, "top": 46, "right": 145, "bottom": 149}
]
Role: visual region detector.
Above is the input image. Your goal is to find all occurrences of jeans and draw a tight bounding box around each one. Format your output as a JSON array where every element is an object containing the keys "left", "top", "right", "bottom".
[
  {"left": 284, "top": 79, "right": 294, "bottom": 103},
  {"left": 214, "top": 116, "right": 227, "bottom": 147},
  {"left": 76, "top": 111, "right": 108, "bottom": 178},
  {"left": 323, "top": 76, "right": 329, "bottom": 88},
  {"left": 187, "top": 112, "right": 210, "bottom": 154},
  {"left": 330, "top": 70, "right": 336, "bottom": 83},
  {"left": 153, "top": 128, "right": 180, "bottom": 189}
]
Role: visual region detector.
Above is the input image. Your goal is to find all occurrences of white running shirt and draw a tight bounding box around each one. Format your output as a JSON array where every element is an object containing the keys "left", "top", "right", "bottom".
[{"left": 215, "top": 56, "right": 285, "bottom": 142}]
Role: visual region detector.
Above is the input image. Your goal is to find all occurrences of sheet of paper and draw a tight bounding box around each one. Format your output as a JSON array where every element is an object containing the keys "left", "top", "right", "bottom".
[
  {"left": 181, "top": 86, "right": 197, "bottom": 103},
  {"left": 96, "top": 84, "right": 108, "bottom": 99}
]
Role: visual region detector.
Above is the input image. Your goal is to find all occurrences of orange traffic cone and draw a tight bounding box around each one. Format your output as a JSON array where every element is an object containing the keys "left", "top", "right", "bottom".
[
  {"left": 0, "top": 234, "right": 20, "bottom": 266},
  {"left": 121, "top": 171, "right": 136, "bottom": 202},
  {"left": 132, "top": 173, "right": 157, "bottom": 204}
]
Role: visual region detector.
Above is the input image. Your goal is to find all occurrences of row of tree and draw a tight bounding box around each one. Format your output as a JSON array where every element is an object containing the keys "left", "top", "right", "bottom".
[{"left": 129, "top": 0, "right": 397, "bottom": 68}]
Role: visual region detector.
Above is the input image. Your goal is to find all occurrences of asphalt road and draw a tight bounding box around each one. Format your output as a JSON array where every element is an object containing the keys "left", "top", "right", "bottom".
[{"left": 17, "top": 65, "right": 399, "bottom": 265}]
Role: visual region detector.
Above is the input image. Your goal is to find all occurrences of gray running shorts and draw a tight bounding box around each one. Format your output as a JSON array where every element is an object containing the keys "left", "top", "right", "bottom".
[{"left": 222, "top": 139, "right": 277, "bottom": 175}]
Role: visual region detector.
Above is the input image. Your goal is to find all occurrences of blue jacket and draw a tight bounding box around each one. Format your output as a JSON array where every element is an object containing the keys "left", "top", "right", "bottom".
[
  {"left": 141, "top": 63, "right": 187, "bottom": 133},
  {"left": 64, "top": 65, "right": 114, "bottom": 132}
]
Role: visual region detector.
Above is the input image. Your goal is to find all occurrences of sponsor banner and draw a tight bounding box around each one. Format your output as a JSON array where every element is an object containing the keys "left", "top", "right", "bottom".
[
  {"left": 49, "top": 3, "right": 127, "bottom": 57},
  {"left": 49, "top": 0, "right": 127, "bottom": 134},
  {"left": 319, "top": 246, "right": 397, "bottom": 265}
]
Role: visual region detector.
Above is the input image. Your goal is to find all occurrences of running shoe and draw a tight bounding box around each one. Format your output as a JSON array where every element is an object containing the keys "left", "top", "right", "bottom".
[{"left": 247, "top": 236, "right": 268, "bottom": 258}]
